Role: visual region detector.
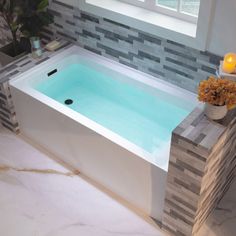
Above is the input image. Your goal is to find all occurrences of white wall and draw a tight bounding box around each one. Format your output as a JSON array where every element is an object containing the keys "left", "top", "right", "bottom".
[{"left": 207, "top": 0, "right": 236, "bottom": 55}]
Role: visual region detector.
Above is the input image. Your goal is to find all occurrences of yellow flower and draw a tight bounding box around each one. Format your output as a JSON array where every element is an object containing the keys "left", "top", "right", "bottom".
[{"left": 198, "top": 76, "right": 236, "bottom": 109}]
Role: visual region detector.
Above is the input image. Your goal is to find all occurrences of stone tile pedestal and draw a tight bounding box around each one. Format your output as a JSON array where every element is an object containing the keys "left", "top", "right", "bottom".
[{"left": 162, "top": 107, "right": 236, "bottom": 236}]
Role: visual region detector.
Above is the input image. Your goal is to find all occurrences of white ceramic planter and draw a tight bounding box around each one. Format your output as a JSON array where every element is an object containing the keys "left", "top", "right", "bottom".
[{"left": 204, "top": 103, "right": 228, "bottom": 120}]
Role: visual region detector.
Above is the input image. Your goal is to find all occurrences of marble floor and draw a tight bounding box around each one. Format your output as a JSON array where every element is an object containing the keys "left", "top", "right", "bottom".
[{"left": 0, "top": 125, "right": 235, "bottom": 236}]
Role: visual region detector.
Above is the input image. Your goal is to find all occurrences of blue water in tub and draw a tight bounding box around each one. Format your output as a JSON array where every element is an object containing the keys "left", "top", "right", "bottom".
[{"left": 36, "top": 63, "right": 193, "bottom": 154}]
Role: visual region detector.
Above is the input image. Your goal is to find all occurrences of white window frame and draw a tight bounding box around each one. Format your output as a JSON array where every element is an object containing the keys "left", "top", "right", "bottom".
[
  {"left": 58, "top": 0, "right": 214, "bottom": 51},
  {"left": 119, "top": 0, "right": 199, "bottom": 23}
]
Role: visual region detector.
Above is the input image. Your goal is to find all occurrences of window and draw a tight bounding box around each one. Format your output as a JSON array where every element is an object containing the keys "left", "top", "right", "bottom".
[
  {"left": 119, "top": 0, "right": 201, "bottom": 23},
  {"left": 80, "top": 0, "right": 213, "bottom": 50}
]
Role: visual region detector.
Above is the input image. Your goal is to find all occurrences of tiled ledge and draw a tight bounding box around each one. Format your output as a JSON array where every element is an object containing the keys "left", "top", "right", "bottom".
[
  {"left": 0, "top": 40, "right": 72, "bottom": 84},
  {"left": 0, "top": 40, "right": 72, "bottom": 132},
  {"left": 173, "top": 106, "right": 235, "bottom": 153},
  {"left": 163, "top": 107, "right": 236, "bottom": 236}
]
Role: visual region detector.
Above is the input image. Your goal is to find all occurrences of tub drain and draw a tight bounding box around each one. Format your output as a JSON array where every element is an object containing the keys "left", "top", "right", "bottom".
[{"left": 64, "top": 99, "right": 73, "bottom": 105}]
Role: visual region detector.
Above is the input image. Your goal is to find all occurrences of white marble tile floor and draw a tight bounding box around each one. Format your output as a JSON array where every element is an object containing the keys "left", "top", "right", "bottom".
[{"left": 0, "top": 125, "right": 235, "bottom": 236}]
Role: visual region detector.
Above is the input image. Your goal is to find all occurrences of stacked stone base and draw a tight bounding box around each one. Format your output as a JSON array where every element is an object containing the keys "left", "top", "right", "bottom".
[{"left": 162, "top": 108, "right": 236, "bottom": 236}]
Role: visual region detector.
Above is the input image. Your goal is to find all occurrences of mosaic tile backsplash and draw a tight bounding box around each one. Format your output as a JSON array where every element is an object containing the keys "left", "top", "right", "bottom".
[{"left": 40, "top": 0, "right": 223, "bottom": 93}]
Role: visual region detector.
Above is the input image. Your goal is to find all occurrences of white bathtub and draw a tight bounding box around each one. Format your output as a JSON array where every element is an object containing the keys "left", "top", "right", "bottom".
[{"left": 10, "top": 45, "right": 197, "bottom": 221}]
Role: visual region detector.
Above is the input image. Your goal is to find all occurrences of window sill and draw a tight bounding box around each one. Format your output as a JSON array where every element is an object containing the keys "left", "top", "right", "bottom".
[
  {"left": 86, "top": 0, "right": 197, "bottom": 37},
  {"left": 77, "top": 0, "right": 213, "bottom": 50}
]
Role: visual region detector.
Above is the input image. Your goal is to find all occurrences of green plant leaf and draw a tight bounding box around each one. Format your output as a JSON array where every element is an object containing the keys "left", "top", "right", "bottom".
[
  {"left": 14, "top": 5, "right": 23, "bottom": 13},
  {"left": 0, "top": 0, "right": 10, "bottom": 12},
  {"left": 37, "top": 0, "right": 48, "bottom": 11},
  {"left": 10, "top": 21, "right": 19, "bottom": 31},
  {"left": 1, "top": 0, "right": 53, "bottom": 38}
]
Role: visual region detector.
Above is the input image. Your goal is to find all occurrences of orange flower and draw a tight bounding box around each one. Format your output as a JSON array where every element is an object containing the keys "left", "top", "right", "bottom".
[{"left": 198, "top": 76, "right": 236, "bottom": 109}]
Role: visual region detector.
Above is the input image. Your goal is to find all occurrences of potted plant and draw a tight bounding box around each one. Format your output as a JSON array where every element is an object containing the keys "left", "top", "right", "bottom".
[
  {"left": 0, "top": 0, "right": 53, "bottom": 65},
  {"left": 198, "top": 76, "right": 236, "bottom": 120}
]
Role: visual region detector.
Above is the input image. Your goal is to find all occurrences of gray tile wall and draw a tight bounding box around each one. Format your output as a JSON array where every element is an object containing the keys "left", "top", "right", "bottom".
[{"left": 41, "top": 0, "right": 223, "bottom": 93}]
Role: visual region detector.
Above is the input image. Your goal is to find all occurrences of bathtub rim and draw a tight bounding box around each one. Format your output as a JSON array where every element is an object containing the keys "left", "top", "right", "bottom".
[
  {"left": 10, "top": 45, "right": 199, "bottom": 171},
  {"left": 10, "top": 45, "right": 198, "bottom": 103}
]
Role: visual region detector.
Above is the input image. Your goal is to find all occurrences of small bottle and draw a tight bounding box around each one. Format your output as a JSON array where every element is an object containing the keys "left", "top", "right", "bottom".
[{"left": 30, "top": 37, "right": 42, "bottom": 58}]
